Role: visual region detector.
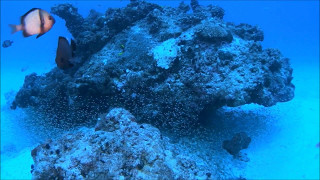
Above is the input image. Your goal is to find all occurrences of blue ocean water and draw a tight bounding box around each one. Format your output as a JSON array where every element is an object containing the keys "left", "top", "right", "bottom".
[{"left": 0, "top": 0, "right": 319, "bottom": 179}]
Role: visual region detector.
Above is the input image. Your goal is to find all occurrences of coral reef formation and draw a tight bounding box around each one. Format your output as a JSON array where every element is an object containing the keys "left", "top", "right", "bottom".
[
  {"left": 222, "top": 132, "right": 251, "bottom": 157},
  {"left": 31, "top": 108, "right": 226, "bottom": 179},
  {"left": 12, "top": 0, "right": 294, "bottom": 128}
]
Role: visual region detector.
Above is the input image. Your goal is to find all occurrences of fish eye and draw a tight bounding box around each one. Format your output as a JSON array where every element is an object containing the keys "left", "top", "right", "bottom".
[{"left": 48, "top": 16, "right": 52, "bottom": 20}]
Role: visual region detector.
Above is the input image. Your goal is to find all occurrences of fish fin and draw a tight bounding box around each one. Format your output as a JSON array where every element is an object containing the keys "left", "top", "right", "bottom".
[
  {"left": 21, "top": 8, "right": 40, "bottom": 25},
  {"left": 23, "top": 30, "right": 32, "bottom": 37},
  {"left": 71, "top": 39, "right": 76, "bottom": 57},
  {"left": 59, "top": 36, "right": 67, "bottom": 42},
  {"left": 9, "top": 24, "right": 22, "bottom": 34},
  {"left": 36, "top": 33, "right": 44, "bottom": 39}
]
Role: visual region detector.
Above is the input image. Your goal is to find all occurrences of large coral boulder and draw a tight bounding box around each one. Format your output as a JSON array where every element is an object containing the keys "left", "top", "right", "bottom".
[
  {"left": 12, "top": 0, "right": 294, "bottom": 127},
  {"left": 30, "top": 108, "right": 216, "bottom": 179}
]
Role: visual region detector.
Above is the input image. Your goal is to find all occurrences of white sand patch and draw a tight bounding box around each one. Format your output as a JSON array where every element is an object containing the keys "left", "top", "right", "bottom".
[{"left": 244, "top": 62, "right": 319, "bottom": 179}]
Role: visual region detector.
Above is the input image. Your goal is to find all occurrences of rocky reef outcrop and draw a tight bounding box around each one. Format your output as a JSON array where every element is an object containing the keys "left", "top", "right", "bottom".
[
  {"left": 31, "top": 108, "right": 227, "bottom": 179},
  {"left": 222, "top": 132, "right": 251, "bottom": 160},
  {"left": 12, "top": 0, "right": 294, "bottom": 128}
]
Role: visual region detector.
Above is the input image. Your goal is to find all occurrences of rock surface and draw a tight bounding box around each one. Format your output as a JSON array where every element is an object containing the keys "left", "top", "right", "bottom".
[
  {"left": 31, "top": 108, "right": 223, "bottom": 179},
  {"left": 222, "top": 132, "right": 251, "bottom": 156},
  {"left": 12, "top": 0, "right": 294, "bottom": 128}
]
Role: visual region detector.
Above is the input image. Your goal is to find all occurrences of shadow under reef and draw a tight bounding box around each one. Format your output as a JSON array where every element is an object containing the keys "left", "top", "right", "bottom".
[
  {"left": 2, "top": 90, "right": 281, "bottom": 179},
  {"left": 158, "top": 104, "right": 280, "bottom": 179},
  {"left": 3, "top": 89, "right": 279, "bottom": 153}
]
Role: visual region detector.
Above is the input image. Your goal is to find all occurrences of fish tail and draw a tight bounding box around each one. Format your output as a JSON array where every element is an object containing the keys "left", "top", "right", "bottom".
[{"left": 9, "top": 24, "right": 22, "bottom": 34}]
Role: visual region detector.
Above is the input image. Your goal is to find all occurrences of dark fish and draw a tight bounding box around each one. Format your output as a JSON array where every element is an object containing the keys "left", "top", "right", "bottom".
[
  {"left": 55, "top": 36, "right": 76, "bottom": 70},
  {"left": 2, "top": 40, "right": 13, "bottom": 48},
  {"left": 9, "top": 8, "right": 55, "bottom": 38}
]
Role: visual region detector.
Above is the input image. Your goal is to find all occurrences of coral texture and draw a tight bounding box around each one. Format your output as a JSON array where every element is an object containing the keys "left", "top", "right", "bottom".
[
  {"left": 12, "top": 0, "right": 294, "bottom": 127},
  {"left": 222, "top": 132, "right": 251, "bottom": 156},
  {"left": 31, "top": 108, "right": 219, "bottom": 179}
]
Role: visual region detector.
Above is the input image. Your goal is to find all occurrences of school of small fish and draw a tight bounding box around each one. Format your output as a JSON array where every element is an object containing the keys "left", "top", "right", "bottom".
[{"left": 6, "top": 8, "right": 75, "bottom": 70}]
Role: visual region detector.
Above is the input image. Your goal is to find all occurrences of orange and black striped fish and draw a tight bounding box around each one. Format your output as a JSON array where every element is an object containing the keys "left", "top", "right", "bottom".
[
  {"left": 9, "top": 8, "right": 55, "bottom": 38},
  {"left": 55, "top": 36, "right": 76, "bottom": 70}
]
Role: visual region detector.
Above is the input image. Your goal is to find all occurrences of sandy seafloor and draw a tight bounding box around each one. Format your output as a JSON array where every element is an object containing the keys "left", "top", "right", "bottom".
[{"left": 1, "top": 1, "right": 319, "bottom": 179}]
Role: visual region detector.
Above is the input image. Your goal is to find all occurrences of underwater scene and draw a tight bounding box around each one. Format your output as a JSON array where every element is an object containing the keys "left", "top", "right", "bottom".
[{"left": 1, "top": 0, "right": 319, "bottom": 179}]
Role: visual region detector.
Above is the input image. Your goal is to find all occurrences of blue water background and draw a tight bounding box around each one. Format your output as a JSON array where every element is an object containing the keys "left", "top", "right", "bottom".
[{"left": 1, "top": 0, "right": 319, "bottom": 179}]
